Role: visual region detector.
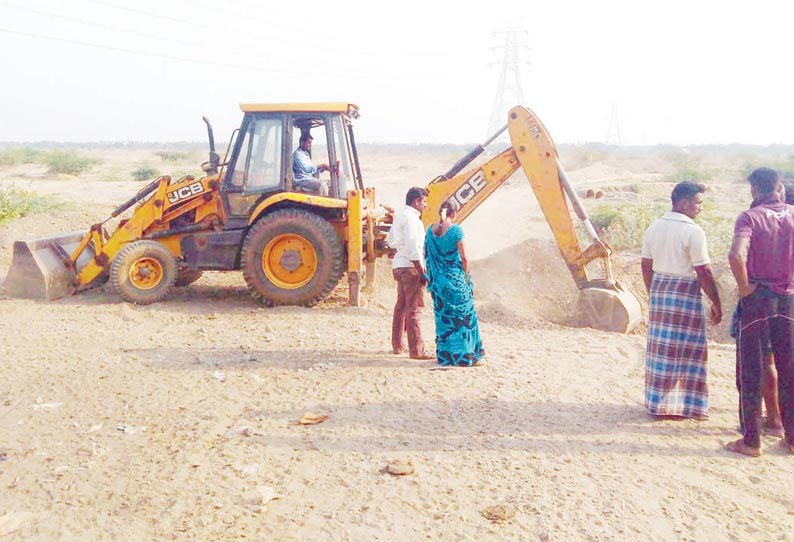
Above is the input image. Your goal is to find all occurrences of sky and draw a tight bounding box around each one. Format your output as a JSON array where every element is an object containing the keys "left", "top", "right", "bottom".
[{"left": 1, "top": 0, "right": 793, "bottom": 146}]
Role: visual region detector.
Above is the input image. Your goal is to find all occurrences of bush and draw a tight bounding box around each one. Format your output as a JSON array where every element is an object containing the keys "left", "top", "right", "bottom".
[
  {"left": 559, "top": 148, "right": 608, "bottom": 170},
  {"left": 589, "top": 201, "right": 665, "bottom": 251},
  {"left": 664, "top": 150, "right": 716, "bottom": 182},
  {"left": 40, "top": 150, "right": 101, "bottom": 175},
  {"left": 0, "top": 147, "right": 41, "bottom": 167},
  {"left": 154, "top": 151, "right": 191, "bottom": 162},
  {"left": 589, "top": 199, "right": 734, "bottom": 260},
  {"left": 740, "top": 158, "right": 794, "bottom": 180},
  {"left": 667, "top": 166, "right": 716, "bottom": 183},
  {"left": 590, "top": 206, "right": 622, "bottom": 231},
  {"left": 698, "top": 200, "right": 736, "bottom": 262},
  {"left": 0, "top": 186, "right": 57, "bottom": 224},
  {"left": 132, "top": 166, "right": 160, "bottom": 181}
]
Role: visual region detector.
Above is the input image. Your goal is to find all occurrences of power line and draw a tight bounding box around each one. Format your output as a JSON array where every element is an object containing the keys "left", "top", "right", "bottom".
[
  {"left": 190, "top": 0, "right": 443, "bottom": 59},
  {"left": 0, "top": 26, "right": 328, "bottom": 75},
  {"left": 81, "top": 0, "right": 381, "bottom": 57},
  {"left": 0, "top": 25, "right": 442, "bottom": 79},
  {"left": 169, "top": 0, "right": 339, "bottom": 44},
  {"left": 0, "top": 1, "right": 357, "bottom": 72},
  {"left": 81, "top": 0, "right": 316, "bottom": 49}
]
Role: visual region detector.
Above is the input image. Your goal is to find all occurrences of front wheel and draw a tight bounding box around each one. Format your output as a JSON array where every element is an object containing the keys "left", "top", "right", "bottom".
[
  {"left": 241, "top": 208, "right": 345, "bottom": 306},
  {"left": 110, "top": 240, "right": 177, "bottom": 305}
]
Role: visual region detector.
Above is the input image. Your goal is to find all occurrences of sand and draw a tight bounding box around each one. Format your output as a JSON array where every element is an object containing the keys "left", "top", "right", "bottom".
[{"left": 1, "top": 146, "right": 793, "bottom": 541}]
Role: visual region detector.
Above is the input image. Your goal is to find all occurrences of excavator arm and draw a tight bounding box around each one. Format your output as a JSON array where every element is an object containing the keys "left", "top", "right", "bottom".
[{"left": 423, "top": 105, "right": 642, "bottom": 333}]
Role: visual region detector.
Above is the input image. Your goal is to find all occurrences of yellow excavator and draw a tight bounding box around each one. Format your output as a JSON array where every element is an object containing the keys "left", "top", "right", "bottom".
[{"left": 3, "top": 103, "right": 641, "bottom": 333}]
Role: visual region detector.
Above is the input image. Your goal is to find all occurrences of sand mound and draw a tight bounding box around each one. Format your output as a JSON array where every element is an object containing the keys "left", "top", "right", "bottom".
[
  {"left": 470, "top": 239, "right": 579, "bottom": 328},
  {"left": 365, "top": 239, "right": 580, "bottom": 329}
]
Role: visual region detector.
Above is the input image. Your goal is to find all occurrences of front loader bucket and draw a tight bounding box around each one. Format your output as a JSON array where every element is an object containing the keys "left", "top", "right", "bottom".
[
  {"left": 574, "top": 285, "right": 643, "bottom": 334},
  {"left": 2, "top": 231, "right": 91, "bottom": 301}
]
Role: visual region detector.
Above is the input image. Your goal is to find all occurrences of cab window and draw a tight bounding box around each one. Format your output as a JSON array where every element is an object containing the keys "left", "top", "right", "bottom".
[
  {"left": 290, "top": 116, "right": 337, "bottom": 198},
  {"left": 229, "top": 116, "right": 283, "bottom": 193},
  {"left": 331, "top": 115, "right": 355, "bottom": 196}
]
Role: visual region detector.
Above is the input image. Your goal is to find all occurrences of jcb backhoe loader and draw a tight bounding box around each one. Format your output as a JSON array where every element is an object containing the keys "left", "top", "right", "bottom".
[
  {"left": 4, "top": 103, "right": 380, "bottom": 308},
  {"left": 3, "top": 103, "right": 641, "bottom": 333}
]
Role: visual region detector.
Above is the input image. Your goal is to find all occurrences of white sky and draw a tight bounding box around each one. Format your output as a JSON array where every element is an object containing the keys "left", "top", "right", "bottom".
[{"left": 0, "top": 0, "right": 792, "bottom": 145}]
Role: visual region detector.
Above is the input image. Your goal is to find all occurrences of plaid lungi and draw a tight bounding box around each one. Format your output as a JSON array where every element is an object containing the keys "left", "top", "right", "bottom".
[{"left": 645, "top": 274, "right": 709, "bottom": 418}]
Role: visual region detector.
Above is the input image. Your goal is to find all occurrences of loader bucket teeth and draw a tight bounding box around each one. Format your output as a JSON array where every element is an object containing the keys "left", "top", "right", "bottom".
[
  {"left": 574, "top": 286, "right": 643, "bottom": 334},
  {"left": 2, "top": 231, "right": 90, "bottom": 301}
]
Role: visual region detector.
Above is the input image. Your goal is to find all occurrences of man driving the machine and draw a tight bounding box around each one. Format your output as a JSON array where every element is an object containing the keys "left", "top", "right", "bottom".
[{"left": 292, "top": 134, "right": 330, "bottom": 196}]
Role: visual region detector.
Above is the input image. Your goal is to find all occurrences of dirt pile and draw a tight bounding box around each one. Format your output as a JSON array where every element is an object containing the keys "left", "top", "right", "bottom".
[
  {"left": 470, "top": 239, "right": 579, "bottom": 328},
  {"left": 363, "top": 238, "right": 579, "bottom": 330}
]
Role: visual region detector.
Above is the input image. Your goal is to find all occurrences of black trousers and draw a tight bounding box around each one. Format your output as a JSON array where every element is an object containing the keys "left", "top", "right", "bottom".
[{"left": 737, "top": 286, "right": 794, "bottom": 448}]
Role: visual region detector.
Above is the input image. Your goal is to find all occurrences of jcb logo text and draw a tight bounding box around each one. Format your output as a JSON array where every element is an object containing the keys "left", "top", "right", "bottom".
[
  {"left": 445, "top": 172, "right": 487, "bottom": 211},
  {"left": 167, "top": 182, "right": 204, "bottom": 204}
]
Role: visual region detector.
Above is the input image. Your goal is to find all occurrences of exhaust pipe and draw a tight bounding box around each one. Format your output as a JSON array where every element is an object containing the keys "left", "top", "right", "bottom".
[{"left": 202, "top": 116, "right": 220, "bottom": 175}]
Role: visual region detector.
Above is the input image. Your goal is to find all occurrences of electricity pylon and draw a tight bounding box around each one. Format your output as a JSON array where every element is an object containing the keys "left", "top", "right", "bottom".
[
  {"left": 605, "top": 102, "right": 622, "bottom": 145},
  {"left": 487, "top": 28, "right": 530, "bottom": 142}
]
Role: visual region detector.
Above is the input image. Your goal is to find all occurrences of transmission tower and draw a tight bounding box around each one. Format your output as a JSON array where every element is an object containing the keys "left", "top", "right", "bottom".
[
  {"left": 487, "top": 28, "right": 530, "bottom": 141},
  {"left": 605, "top": 102, "right": 622, "bottom": 145}
]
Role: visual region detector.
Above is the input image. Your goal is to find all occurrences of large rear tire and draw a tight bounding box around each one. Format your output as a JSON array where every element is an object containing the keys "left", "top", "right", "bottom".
[
  {"left": 110, "top": 240, "right": 177, "bottom": 305},
  {"left": 241, "top": 208, "right": 345, "bottom": 306}
]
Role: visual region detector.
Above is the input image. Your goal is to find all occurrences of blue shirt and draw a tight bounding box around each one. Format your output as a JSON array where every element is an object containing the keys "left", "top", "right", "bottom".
[{"left": 293, "top": 148, "right": 318, "bottom": 181}]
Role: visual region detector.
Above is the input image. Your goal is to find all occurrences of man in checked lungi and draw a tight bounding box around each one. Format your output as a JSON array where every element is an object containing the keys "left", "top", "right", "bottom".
[
  {"left": 726, "top": 168, "right": 794, "bottom": 457},
  {"left": 641, "top": 181, "right": 723, "bottom": 420}
]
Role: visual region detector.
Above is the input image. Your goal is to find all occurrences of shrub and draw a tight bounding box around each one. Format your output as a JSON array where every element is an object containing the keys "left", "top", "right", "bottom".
[
  {"left": 740, "top": 158, "right": 794, "bottom": 180},
  {"left": 589, "top": 201, "right": 665, "bottom": 251},
  {"left": 559, "top": 146, "right": 608, "bottom": 170},
  {"left": 590, "top": 206, "right": 622, "bottom": 231},
  {"left": 589, "top": 199, "right": 734, "bottom": 260},
  {"left": 40, "top": 150, "right": 101, "bottom": 175},
  {"left": 0, "top": 147, "right": 41, "bottom": 167},
  {"left": 667, "top": 166, "right": 716, "bottom": 183},
  {"left": 664, "top": 150, "right": 716, "bottom": 182},
  {"left": 0, "top": 186, "right": 57, "bottom": 224},
  {"left": 132, "top": 166, "right": 160, "bottom": 181},
  {"left": 698, "top": 200, "right": 736, "bottom": 262},
  {"left": 154, "top": 151, "right": 191, "bottom": 162}
]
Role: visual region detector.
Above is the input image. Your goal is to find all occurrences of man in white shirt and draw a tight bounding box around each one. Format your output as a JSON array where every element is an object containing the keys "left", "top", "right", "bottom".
[
  {"left": 387, "top": 186, "right": 432, "bottom": 359},
  {"left": 641, "top": 181, "right": 722, "bottom": 420}
]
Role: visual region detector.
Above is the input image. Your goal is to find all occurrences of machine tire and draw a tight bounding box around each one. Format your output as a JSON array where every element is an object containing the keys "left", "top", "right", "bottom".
[
  {"left": 110, "top": 240, "right": 177, "bottom": 305},
  {"left": 241, "top": 208, "right": 344, "bottom": 306},
  {"left": 174, "top": 268, "right": 203, "bottom": 287}
]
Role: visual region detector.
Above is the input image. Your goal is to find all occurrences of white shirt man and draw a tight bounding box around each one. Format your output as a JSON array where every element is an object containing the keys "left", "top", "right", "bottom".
[
  {"left": 641, "top": 211, "right": 710, "bottom": 277},
  {"left": 387, "top": 205, "right": 426, "bottom": 270},
  {"left": 640, "top": 182, "right": 721, "bottom": 421},
  {"left": 386, "top": 187, "right": 432, "bottom": 360}
]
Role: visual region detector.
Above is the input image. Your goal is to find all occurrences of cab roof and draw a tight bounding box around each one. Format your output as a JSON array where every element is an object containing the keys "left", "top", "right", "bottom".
[{"left": 239, "top": 102, "right": 359, "bottom": 117}]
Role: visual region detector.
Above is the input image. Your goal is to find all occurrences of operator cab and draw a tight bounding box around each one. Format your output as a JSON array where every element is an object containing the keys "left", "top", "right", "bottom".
[{"left": 222, "top": 103, "right": 363, "bottom": 218}]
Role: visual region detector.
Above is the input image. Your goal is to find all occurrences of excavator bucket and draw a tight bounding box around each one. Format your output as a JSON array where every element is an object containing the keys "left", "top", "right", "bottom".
[
  {"left": 575, "top": 285, "right": 643, "bottom": 334},
  {"left": 3, "top": 231, "right": 92, "bottom": 301}
]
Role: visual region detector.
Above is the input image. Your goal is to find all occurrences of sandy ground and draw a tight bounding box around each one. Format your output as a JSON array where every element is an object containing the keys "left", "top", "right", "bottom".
[{"left": 1, "top": 147, "right": 793, "bottom": 541}]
